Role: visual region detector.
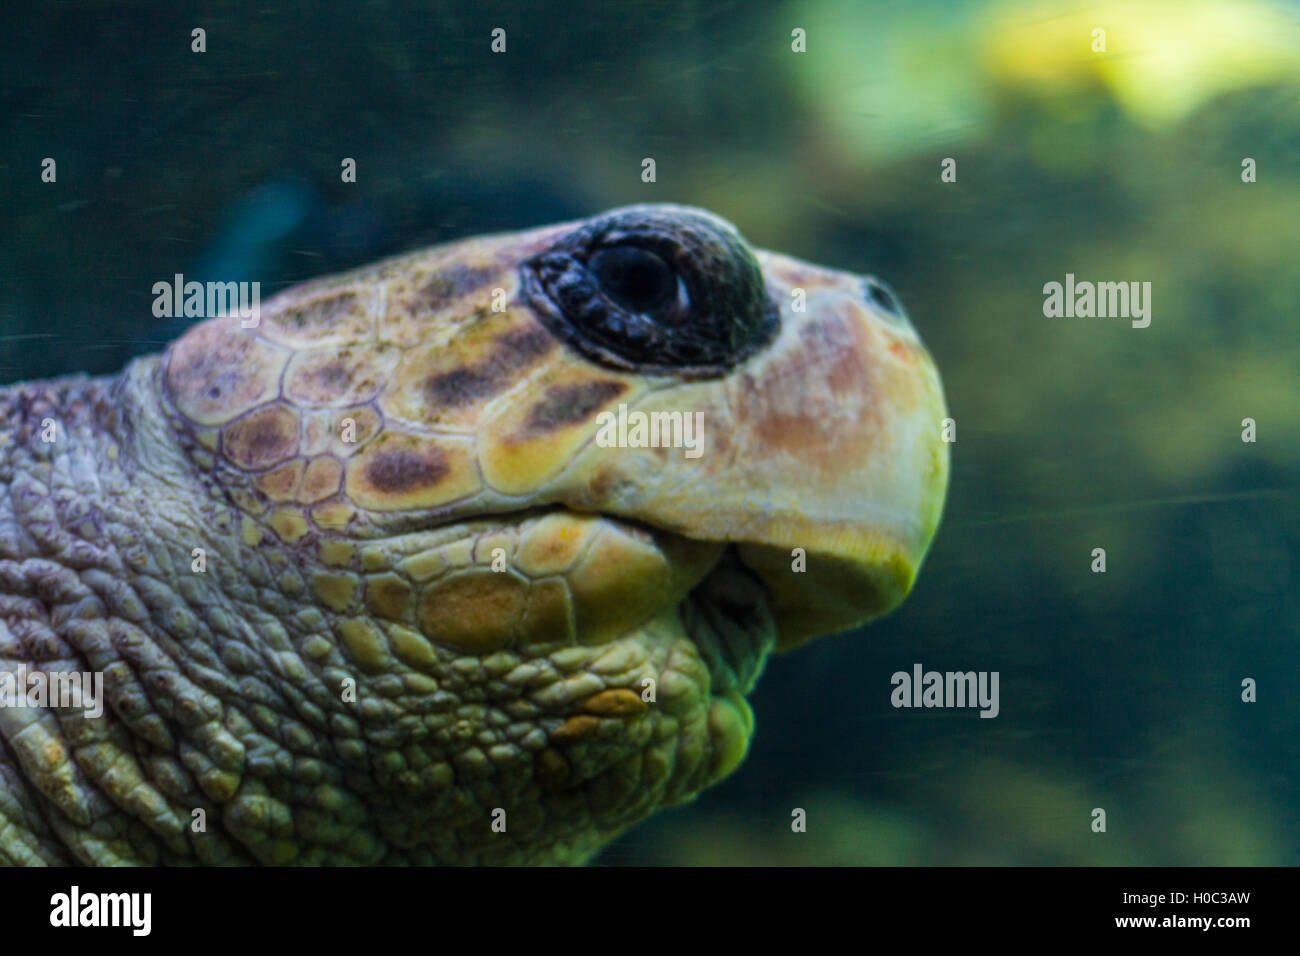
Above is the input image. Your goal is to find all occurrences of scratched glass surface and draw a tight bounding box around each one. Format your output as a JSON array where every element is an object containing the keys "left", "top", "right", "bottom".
[{"left": 2, "top": 0, "right": 1296, "bottom": 864}]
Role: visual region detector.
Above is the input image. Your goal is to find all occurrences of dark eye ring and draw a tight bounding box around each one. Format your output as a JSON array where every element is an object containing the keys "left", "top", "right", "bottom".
[{"left": 520, "top": 205, "right": 779, "bottom": 376}]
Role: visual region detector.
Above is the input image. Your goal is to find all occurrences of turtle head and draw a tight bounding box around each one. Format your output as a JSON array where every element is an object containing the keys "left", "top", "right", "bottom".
[
  {"left": 162, "top": 204, "right": 948, "bottom": 652},
  {"left": 158, "top": 204, "right": 948, "bottom": 860}
]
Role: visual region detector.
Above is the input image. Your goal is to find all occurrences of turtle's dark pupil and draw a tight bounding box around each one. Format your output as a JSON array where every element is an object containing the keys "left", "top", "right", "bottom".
[{"left": 589, "top": 246, "right": 676, "bottom": 313}]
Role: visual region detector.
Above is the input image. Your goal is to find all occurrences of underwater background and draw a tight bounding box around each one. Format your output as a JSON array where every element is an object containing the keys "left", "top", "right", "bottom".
[{"left": 2, "top": 0, "right": 1296, "bottom": 864}]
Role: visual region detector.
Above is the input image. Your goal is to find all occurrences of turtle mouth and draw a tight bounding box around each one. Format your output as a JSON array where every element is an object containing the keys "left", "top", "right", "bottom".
[
  {"left": 678, "top": 545, "right": 777, "bottom": 695},
  {"left": 359, "top": 504, "right": 778, "bottom": 691}
]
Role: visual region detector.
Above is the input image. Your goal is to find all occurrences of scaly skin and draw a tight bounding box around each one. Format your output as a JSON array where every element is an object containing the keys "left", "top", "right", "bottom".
[{"left": 0, "top": 205, "right": 948, "bottom": 864}]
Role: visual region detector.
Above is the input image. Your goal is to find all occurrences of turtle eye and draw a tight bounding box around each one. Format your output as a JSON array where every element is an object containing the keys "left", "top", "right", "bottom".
[
  {"left": 521, "top": 205, "right": 780, "bottom": 376},
  {"left": 588, "top": 245, "right": 679, "bottom": 315}
]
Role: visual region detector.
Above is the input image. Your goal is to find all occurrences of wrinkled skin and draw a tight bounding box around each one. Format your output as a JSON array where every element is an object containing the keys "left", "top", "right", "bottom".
[{"left": 0, "top": 205, "right": 947, "bottom": 864}]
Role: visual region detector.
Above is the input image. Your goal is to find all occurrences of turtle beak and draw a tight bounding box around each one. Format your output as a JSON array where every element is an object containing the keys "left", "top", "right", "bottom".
[
  {"left": 720, "top": 262, "right": 950, "bottom": 649},
  {"left": 575, "top": 257, "right": 950, "bottom": 650}
]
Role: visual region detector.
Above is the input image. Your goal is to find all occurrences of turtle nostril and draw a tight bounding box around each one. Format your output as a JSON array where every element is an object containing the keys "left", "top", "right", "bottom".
[{"left": 862, "top": 278, "right": 903, "bottom": 317}]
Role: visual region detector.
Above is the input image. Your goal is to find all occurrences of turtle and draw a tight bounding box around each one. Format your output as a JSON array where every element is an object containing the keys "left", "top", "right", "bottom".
[{"left": 0, "top": 204, "right": 948, "bottom": 865}]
